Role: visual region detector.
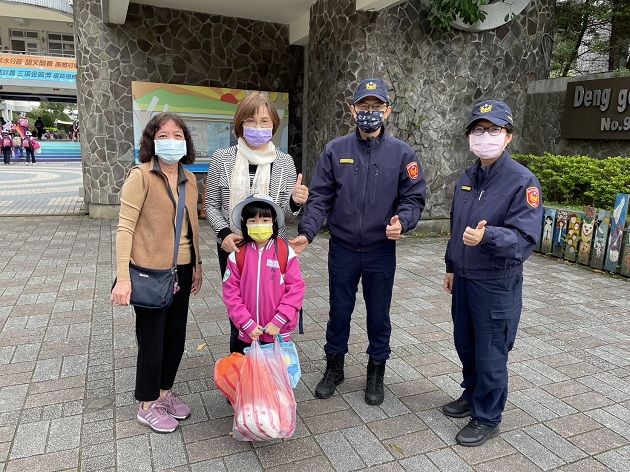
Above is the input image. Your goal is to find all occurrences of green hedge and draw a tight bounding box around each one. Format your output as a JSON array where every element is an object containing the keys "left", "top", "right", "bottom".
[{"left": 512, "top": 153, "right": 630, "bottom": 209}]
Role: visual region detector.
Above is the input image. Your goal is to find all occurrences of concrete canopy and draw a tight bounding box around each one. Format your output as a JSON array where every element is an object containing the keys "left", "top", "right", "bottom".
[{"left": 102, "top": 0, "right": 406, "bottom": 44}]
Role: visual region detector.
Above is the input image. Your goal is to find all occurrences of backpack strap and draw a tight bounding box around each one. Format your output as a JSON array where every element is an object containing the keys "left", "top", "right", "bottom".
[
  {"left": 235, "top": 243, "right": 247, "bottom": 276},
  {"left": 276, "top": 238, "right": 289, "bottom": 275}
]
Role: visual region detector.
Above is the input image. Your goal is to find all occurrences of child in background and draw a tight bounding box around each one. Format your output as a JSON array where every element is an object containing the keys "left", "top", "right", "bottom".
[
  {"left": 22, "top": 131, "right": 35, "bottom": 165},
  {"left": 12, "top": 134, "right": 23, "bottom": 162},
  {"left": 2, "top": 132, "right": 12, "bottom": 165},
  {"left": 222, "top": 193, "right": 305, "bottom": 353}
]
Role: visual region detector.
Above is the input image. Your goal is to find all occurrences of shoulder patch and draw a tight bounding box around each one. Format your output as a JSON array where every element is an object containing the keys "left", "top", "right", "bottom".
[
  {"left": 222, "top": 268, "right": 231, "bottom": 283},
  {"left": 526, "top": 187, "right": 540, "bottom": 208},
  {"left": 339, "top": 158, "right": 354, "bottom": 164},
  {"left": 461, "top": 185, "right": 472, "bottom": 192},
  {"left": 406, "top": 162, "right": 419, "bottom": 180}
]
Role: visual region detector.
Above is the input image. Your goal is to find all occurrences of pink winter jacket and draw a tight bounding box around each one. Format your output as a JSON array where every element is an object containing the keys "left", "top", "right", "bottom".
[{"left": 222, "top": 239, "right": 306, "bottom": 344}]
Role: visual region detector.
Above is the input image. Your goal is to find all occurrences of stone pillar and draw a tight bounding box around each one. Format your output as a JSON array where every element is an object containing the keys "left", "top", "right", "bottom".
[
  {"left": 306, "top": 0, "right": 554, "bottom": 220},
  {"left": 73, "top": 0, "right": 304, "bottom": 218}
]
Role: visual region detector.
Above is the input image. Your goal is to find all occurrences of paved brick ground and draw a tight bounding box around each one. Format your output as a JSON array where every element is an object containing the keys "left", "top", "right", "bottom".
[
  {"left": 0, "top": 214, "right": 629, "bottom": 471},
  {"left": 0, "top": 163, "right": 85, "bottom": 216}
]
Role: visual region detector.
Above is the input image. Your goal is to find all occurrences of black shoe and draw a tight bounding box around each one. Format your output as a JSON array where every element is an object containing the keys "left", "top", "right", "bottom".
[
  {"left": 315, "top": 353, "right": 345, "bottom": 399},
  {"left": 365, "top": 358, "right": 385, "bottom": 405},
  {"left": 456, "top": 419, "right": 499, "bottom": 447},
  {"left": 442, "top": 395, "right": 472, "bottom": 418}
]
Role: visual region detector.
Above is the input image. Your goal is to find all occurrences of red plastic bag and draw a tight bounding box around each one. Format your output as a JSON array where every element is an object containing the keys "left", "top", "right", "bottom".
[
  {"left": 213, "top": 352, "right": 246, "bottom": 405},
  {"left": 232, "top": 339, "right": 296, "bottom": 441}
]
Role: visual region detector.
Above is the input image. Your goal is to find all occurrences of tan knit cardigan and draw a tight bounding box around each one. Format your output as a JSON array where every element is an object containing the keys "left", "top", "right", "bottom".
[{"left": 116, "top": 159, "right": 201, "bottom": 281}]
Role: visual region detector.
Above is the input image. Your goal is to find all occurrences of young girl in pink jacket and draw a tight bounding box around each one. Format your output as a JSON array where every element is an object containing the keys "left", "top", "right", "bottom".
[{"left": 222, "top": 194, "right": 305, "bottom": 353}]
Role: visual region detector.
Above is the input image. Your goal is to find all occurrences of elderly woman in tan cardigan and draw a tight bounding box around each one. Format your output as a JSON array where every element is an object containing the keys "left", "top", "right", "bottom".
[{"left": 111, "top": 112, "right": 202, "bottom": 434}]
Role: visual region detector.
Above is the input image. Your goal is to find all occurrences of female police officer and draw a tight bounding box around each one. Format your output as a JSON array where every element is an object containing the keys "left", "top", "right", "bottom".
[{"left": 442, "top": 100, "right": 542, "bottom": 446}]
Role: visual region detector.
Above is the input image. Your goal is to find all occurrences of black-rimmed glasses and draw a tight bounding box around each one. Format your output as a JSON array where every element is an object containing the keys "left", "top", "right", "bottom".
[{"left": 470, "top": 125, "right": 505, "bottom": 136}]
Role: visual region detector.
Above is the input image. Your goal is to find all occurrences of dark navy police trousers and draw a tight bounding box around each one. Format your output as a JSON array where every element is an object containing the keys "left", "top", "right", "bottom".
[
  {"left": 325, "top": 238, "right": 396, "bottom": 363},
  {"left": 452, "top": 273, "right": 522, "bottom": 426}
]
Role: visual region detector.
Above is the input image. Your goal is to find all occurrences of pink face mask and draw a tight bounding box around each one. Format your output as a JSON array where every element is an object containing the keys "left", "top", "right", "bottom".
[{"left": 469, "top": 133, "right": 506, "bottom": 160}]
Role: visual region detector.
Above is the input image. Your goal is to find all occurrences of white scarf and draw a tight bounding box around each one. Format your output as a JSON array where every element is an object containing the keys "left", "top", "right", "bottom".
[{"left": 229, "top": 137, "right": 277, "bottom": 234}]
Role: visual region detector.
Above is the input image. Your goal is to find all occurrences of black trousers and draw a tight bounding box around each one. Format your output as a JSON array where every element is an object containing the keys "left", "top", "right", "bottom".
[
  {"left": 218, "top": 243, "right": 242, "bottom": 354},
  {"left": 2, "top": 147, "right": 11, "bottom": 165},
  {"left": 25, "top": 147, "right": 35, "bottom": 163},
  {"left": 325, "top": 239, "right": 396, "bottom": 362},
  {"left": 134, "top": 263, "right": 193, "bottom": 402}
]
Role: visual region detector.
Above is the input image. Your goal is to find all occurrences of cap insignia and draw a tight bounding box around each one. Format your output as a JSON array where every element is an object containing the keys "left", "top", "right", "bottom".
[
  {"left": 366, "top": 82, "right": 377, "bottom": 90},
  {"left": 479, "top": 104, "right": 492, "bottom": 113}
]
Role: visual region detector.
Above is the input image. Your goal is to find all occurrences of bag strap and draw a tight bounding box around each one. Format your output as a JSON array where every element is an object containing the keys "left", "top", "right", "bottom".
[
  {"left": 275, "top": 239, "right": 288, "bottom": 275},
  {"left": 172, "top": 181, "right": 186, "bottom": 268},
  {"left": 236, "top": 243, "right": 247, "bottom": 275}
]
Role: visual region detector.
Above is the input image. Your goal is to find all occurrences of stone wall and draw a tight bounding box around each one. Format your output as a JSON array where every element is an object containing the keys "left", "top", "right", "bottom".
[
  {"left": 305, "top": 0, "right": 554, "bottom": 219},
  {"left": 73, "top": 0, "right": 304, "bottom": 217},
  {"left": 521, "top": 74, "right": 630, "bottom": 158}
]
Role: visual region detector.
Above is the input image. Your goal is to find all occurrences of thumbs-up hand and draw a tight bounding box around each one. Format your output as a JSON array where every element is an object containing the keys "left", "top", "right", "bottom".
[
  {"left": 386, "top": 215, "right": 403, "bottom": 240},
  {"left": 292, "top": 173, "right": 309, "bottom": 205},
  {"left": 463, "top": 220, "right": 487, "bottom": 246}
]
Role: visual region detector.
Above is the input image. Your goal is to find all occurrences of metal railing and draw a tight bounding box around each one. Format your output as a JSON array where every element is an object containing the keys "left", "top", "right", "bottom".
[{"left": 4, "top": 0, "right": 73, "bottom": 16}]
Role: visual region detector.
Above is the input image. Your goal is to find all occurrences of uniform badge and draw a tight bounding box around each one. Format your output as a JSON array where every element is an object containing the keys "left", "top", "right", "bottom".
[
  {"left": 461, "top": 185, "right": 472, "bottom": 191},
  {"left": 480, "top": 104, "right": 493, "bottom": 113},
  {"left": 526, "top": 187, "right": 540, "bottom": 208},
  {"left": 406, "top": 162, "right": 419, "bottom": 180},
  {"left": 222, "top": 268, "right": 231, "bottom": 283},
  {"left": 340, "top": 158, "right": 354, "bottom": 164},
  {"left": 366, "top": 82, "right": 377, "bottom": 90}
]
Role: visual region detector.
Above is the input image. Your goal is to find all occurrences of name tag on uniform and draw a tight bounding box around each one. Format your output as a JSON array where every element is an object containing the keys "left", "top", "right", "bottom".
[
  {"left": 339, "top": 158, "right": 354, "bottom": 164},
  {"left": 267, "top": 259, "right": 280, "bottom": 269},
  {"left": 461, "top": 185, "right": 472, "bottom": 191}
]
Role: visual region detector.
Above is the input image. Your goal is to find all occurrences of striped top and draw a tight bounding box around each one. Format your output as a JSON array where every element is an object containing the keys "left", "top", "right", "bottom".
[{"left": 203, "top": 146, "right": 301, "bottom": 240}]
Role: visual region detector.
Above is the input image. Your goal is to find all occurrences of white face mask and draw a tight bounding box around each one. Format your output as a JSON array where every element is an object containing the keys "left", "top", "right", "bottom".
[
  {"left": 469, "top": 133, "right": 506, "bottom": 160},
  {"left": 154, "top": 139, "right": 186, "bottom": 165}
]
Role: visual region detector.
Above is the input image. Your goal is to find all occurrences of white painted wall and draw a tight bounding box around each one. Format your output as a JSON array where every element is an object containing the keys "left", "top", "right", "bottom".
[{"left": 0, "top": 17, "right": 73, "bottom": 54}]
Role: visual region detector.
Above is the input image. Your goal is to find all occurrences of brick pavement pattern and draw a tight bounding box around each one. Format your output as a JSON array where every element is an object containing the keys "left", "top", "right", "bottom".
[
  {"left": 0, "top": 163, "right": 85, "bottom": 216},
  {"left": 0, "top": 216, "right": 629, "bottom": 471}
]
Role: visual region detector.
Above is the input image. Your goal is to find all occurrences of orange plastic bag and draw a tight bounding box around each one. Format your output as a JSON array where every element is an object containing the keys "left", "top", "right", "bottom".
[
  {"left": 232, "top": 339, "right": 296, "bottom": 441},
  {"left": 213, "top": 352, "right": 246, "bottom": 405}
]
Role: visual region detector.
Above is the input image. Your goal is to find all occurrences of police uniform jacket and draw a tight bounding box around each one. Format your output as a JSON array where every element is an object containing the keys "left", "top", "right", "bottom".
[
  {"left": 445, "top": 151, "right": 542, "bottom": 279},
  {"left": 299, "top": 127, "right": 426, "bottom": 251}
]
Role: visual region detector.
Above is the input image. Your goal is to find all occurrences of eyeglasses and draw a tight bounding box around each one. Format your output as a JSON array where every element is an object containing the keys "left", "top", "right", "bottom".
[
  {"left": 243, "top": 118, "right": 273, "bottom": 128},
  {"left": 470, "top": 125, "right": 505, "bottom": 136},
  {"left": 355, "top": 103, "right": 388, "bottom": 112}
]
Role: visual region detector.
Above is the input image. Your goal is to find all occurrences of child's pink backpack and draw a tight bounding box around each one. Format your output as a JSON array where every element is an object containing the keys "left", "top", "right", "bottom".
[
  {"left": 2, "top": 136, "right": 11, "bottom": 147},
  {"left": 22, "top": 138, "right": 30, "bottom": 148}
]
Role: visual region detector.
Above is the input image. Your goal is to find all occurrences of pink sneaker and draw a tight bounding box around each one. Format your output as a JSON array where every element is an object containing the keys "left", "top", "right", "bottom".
[
  {"left": 159, "top": 392, "right": 191, "bottom": 420},
  {"left": 137, "top": 402, "right": 179, "bottom": 433}
]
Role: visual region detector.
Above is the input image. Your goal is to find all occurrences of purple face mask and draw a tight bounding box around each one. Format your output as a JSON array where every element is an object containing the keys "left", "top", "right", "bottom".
[{"left": 243, "top": 126, "right": 273, "bottom": 148}]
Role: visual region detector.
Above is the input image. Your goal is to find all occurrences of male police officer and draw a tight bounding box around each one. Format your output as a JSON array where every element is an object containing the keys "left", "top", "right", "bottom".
[
  {"left": 443, "top": 100, "right": 542, "bottom": 446},
  {"left": 290, "top": 78, "right": 426, "bottom": 405}
]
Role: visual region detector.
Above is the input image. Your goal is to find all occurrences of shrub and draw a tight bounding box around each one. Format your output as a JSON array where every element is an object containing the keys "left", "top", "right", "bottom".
[{"left": 512, "top": 153, "right": 630, "bottom": 209}]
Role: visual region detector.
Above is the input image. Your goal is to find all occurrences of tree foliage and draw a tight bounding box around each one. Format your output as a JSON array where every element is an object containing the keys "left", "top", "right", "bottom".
[
  {"left": 429, "top": 0, "right": 491, "bottom": 29},
  {"left": 552, "top": 0, "right": 630, "bottom": 77},
  {"left": 14, "top": 102, "right": 71, "bottom": 129}
]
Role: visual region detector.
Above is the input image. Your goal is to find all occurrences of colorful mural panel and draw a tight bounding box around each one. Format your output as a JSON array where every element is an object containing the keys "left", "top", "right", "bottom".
[
  {"left": 131, "top": 82, "right": 289, "bottom": 172},
  {"left": 577, "top": 206, "right": 597, "bottom": 265},
  {"left": 604, "top": 193, "right": 629, "bottom": 273}
]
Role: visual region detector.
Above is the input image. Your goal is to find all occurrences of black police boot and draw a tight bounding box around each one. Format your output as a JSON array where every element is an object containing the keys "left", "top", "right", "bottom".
[
  {"left": 365, "top": 358, "right": 386, "bottom": 405},
  {"left": 315, "top": 353, "right": 345, "bottom": 399},
  {"left": 456, "top": 419, "right": 500, "bottom": 447},
  {"left": 442, "top": 395, "right": 472, "bottom": 418}
]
